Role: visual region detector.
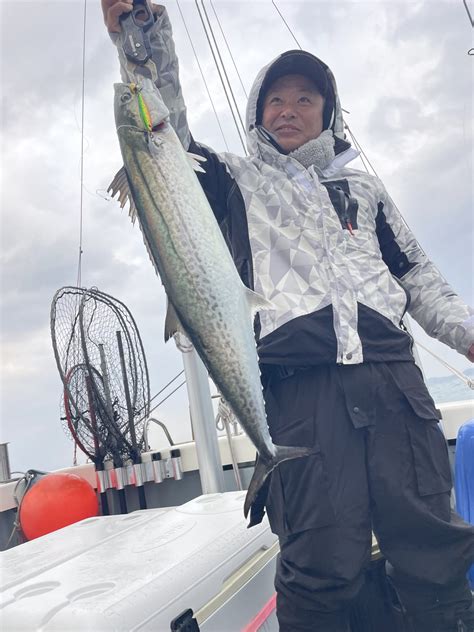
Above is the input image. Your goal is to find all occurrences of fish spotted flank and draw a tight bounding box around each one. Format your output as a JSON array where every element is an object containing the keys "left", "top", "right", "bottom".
[{"left": 109, "top": 81, "right": 312, "bottom": 521}]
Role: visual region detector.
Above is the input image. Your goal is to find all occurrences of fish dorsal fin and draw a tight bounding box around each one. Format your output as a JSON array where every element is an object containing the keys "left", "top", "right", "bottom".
[
  {"left": 164, "top": 299, "right": 185, "bottom": 342},
  {"left": 244, "top": 288, "right": 274, "bottom": 318},
  {"left": 186, "top": 151, "right": 207, "bottom": 174},
  {"left": 108, "top": 166, "right": 138, "bottom": 224}
]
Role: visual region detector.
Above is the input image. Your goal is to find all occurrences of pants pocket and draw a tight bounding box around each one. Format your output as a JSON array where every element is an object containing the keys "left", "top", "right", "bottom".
[
  {"left": 405, "top": 419, "right": 452, "bottom": 497},
  {"left": 383, "top": 362, "right": 451, "bottom": 497},
  {"left": 266, "top": 429, "right": 337, "bottom": 536},
  {"left": 386, "top": 362, "right": 441, "bottom": 421}
]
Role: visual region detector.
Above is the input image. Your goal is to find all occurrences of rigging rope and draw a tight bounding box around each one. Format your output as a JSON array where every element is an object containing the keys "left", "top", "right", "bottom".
[
  {"left": 194, "top": 0, "right": 248, "bottom": 154},
  {"left": 343, "top": 123, "right": 379, "bottom": 178},
  {"left": 76, "top": 0, "right": 87, "bottom": 288},
  {"left": 175, "top": 0, "right": 231, "bottom": 152},
  {"left": 149, "top": 380, "right": 187, "bottom": 415},
  {"left": 140, "top": 369, "right": 185, "bottom": 413},
  {"left": 344, "top": 125, "right": 373, "bottom": 175},
  {"left": 200, "top": 0, "right": 247, "bottom": 136},
  {"left": 272, "top": 0, "right": 302, "bottom": 49},
  {"left": 462, "top": 0, "right": 474, "bottom": 54},
  {"left": 462, "top": 0, "right": 474, "bottom": 26},
  {"left": 209, "top": 0, "right": 248, "bottom": 99},
  {"left": 414, "top": 339, "right": 474, "bottom": 390}
]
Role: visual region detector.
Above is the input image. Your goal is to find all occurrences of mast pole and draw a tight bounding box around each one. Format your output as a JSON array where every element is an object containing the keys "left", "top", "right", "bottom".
[{"left": 175, "top": 334, "right": 225, "bottom": 494}]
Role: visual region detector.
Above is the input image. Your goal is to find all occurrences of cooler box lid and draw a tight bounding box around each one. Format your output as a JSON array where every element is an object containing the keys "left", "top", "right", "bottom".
[{"left": 0, "top": 492, "right": 278, "bottom": 631}]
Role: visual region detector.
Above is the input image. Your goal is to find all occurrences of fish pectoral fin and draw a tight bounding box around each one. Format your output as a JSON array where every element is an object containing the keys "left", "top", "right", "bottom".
[
  {"left": 244, "top": 288, "right": 274, "bottom": 318},
  {"left": 164, "top": 300, "right": 185, "bottom": 342},
  {"left": 108, "top": 166, "right": 138, "bottom": 224},
  {"left": 186, "top": 151, "right": 207, "bottom": 173}
]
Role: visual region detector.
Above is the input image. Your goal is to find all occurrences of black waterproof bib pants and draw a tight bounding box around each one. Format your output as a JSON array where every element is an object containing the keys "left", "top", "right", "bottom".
[{"left": 259, "top": 362, "right": 474, "bottom": 632}]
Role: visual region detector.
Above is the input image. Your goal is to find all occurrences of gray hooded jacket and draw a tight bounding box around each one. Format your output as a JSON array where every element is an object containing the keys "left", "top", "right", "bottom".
[{"left": 113, "top": 7, "right": 473, "bottom": 366}]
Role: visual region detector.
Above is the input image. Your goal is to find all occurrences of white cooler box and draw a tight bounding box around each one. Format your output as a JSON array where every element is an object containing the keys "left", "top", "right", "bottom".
[{"left": 0, "top": 492, "right": 279, "bottom": 631}]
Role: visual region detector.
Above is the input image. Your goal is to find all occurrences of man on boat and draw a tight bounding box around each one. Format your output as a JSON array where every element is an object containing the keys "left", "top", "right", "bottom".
[{"left": 102, "top": 2, "right": 474, "bottom": 630}]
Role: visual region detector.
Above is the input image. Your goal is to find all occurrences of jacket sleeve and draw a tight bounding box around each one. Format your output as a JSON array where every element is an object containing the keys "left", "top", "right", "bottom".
[
  {"left": 109, "top": 8, "right": 244, "bottom": 230},
  {"left": 375, "top": 182, "right": 474, "bottom": 357},
  {"left": 110, "top": 5, "right": 191, "bottom": 148}
]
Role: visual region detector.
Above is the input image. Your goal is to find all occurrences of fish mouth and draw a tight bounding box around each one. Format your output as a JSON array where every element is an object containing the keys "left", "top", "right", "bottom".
[{"left": 151, "top": 121, "right": 166, "bottom": 132}]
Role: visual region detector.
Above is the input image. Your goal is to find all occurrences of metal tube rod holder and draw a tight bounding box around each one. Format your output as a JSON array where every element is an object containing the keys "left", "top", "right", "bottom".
[
  {"left": 133, "top": 463, "right": 144, "bottom": 487},
  {"left": 170, "top": 449, "right": 183, "bottom": 480},
  {"left": 114, "top": 466, "right": 126, "bottom": 490},
  {"left": 125, "top": 461, "right": 135, "bottom": 486},
  {"left": 152, "top": 452, "right": 164, "bottom": 483},
  {"left": 0, "top": 443, "right": 11, "bottom": 483},
  {"left": 96, "top": 469, "right": 108, "bottom": 494}
]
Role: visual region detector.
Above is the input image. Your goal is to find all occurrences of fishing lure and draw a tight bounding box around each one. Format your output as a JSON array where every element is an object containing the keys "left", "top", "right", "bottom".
[{"left": 130, "top": 83, "right": 152, "bottom": 132}]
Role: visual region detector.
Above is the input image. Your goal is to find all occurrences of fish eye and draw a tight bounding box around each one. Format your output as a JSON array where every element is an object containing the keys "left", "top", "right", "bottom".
[{"left": 121, "top": 92, "right": 132, "bottom": 104}]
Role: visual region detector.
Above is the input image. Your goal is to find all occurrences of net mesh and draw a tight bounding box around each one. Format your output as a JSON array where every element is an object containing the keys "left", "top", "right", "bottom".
[{"left": 51, "top": 287, "right": 150, "bottom": 463}]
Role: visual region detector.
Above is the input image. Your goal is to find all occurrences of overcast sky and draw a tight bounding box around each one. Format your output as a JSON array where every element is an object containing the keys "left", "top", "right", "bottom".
[{"left": 1, "top": 0, "right": 473, "bottom": 474}]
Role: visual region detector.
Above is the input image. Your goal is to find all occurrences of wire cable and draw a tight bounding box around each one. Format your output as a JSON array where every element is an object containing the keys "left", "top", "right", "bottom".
[
  {"left": 148, "top": 370, "right": 185, "bottom": 406},
  {"left": 149, "top": 380, "right": 187, "bottom": 415},
  {"left": 124, "top": 363, "right": 183, "bottom": 418},
  {"left": 272, "top": 0, "right": 302, "bottom": 49},
  {"left": 199, "top": 0, "right": 247, "bottom": 145},
  {"left": 194, "top": 0, "right": 247, "bottom": 154},
  {"left": 175, "top": 0, "right": 231, "bottom": 152},
  {"left": 200, "top": 1, "right": 246, "bottom": 130},
  {"left": 462, "top": 0, "right": 474, "bottom": 53},
  {"left": 344, "top": 124, "right": 372, "bottom": 175},
  {"left": 209, "top": 0, "right": 248, "bottom": 99},
  {"left": 344, "top": 122, "right": 380, "bottom": 178},
  {"left": 76, "top": 0, "right": 87, "bottom": 288},
  {"left": 414, "top": 339, "right": 474, "bottom": 390},
  {"left": 462, "top": 0, "right": 474, "bottom": 27}
]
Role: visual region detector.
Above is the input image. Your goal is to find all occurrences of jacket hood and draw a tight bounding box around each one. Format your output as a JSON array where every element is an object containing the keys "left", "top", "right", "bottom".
[{"left": 245, "top": 50, "right": 348, "bottom": 158}]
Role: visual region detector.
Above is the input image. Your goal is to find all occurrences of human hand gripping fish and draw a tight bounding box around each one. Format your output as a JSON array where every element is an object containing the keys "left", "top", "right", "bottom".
[{"left": 108, "top": 81, "right": 312, "bottom": 524}]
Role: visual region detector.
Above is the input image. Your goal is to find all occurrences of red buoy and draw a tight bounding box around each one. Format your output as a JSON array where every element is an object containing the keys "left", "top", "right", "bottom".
[{"left": 19, "top": 472, "right": 98, "bottom": 540}]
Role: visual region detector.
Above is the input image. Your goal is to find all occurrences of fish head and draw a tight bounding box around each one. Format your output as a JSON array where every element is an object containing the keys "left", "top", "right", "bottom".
[{"left": 114, "top": 81, "right": 170, "bottom": 136}]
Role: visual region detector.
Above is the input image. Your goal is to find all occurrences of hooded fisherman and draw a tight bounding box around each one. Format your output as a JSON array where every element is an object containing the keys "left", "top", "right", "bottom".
[{"left": 102, "top": 2, "right": 474, "bottom": 630}]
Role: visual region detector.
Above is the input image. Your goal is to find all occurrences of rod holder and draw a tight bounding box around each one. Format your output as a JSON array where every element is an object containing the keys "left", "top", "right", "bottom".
[
  {"left": 125, "top": 461, "right": 135, "bottom": 486},
  {"left": 0, "top": 443, "right": 11, "bottom": 483},
  {"left": 133, "top": 463, "right": 144, "bottom": 487},
  {"left": 170, "top": 448, "right": 183, "bottom": 481},
  {"left": 96, "top": 469, "right": 108, "bottom": 494},
  {"left": 143, "top": 458, "right": 154, "bottom": 483},
  {"left": 152, "top": 452, "right": 164, "bottom": 483},
  {"left": 114, "top": 466, "right": 126, "bottom": 490}
]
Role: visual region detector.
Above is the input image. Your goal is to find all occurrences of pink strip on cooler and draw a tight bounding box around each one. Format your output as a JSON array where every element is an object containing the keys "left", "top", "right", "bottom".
[{"left": 241, "top": 593, "right": 277, "bottom": 632}]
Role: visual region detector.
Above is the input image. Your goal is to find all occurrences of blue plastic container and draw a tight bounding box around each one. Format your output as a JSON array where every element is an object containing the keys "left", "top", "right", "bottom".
[{"left": 454, "top": 418, "right": 474, "bottom": 589}]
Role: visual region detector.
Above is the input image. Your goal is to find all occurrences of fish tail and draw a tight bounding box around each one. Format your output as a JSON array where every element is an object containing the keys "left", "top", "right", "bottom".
[{"left": 243, "top": 444, "right": 312, "bottom": 521}]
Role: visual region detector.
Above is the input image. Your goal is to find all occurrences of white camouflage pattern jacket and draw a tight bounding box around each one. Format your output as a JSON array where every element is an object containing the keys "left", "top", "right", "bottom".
[{"left": 113, "top": 7, "right": 473, "bottom": 366}]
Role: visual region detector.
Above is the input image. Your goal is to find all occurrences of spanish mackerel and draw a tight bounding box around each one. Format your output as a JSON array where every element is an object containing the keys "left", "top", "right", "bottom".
[{"left": 109, "top": 82, "right": 311, "bottom": 521}]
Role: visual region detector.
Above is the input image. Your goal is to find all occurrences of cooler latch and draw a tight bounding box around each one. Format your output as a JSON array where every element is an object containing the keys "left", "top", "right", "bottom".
[{"left": 170, "top": 608, "right": 200, "bottom": 631}]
